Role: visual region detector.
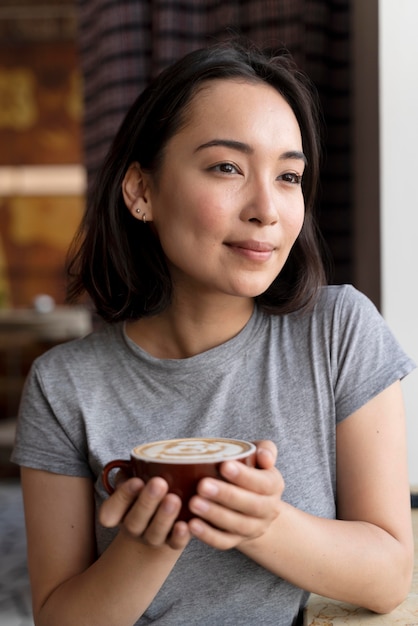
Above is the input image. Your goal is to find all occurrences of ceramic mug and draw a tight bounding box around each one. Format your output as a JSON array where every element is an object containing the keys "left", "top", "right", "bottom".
[{"left": 102, "top": 437, "right": 257, "bottom": 521}]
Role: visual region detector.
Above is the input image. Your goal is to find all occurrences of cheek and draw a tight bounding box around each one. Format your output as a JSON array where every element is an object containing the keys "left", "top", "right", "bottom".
[
  {"left": 180, "top": 186, "right": 230, "bottom": 234},
  {"left": 153, "top": 185, "right": 226, "bottom": 255},
  {"left": 283, "top": 199, "right": 305, "bottom": 241}
]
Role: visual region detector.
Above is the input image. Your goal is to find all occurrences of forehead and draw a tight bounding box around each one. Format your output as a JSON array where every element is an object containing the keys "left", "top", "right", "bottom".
[{"left": 175, "top": 78, "right": 303, "bottom": 149}]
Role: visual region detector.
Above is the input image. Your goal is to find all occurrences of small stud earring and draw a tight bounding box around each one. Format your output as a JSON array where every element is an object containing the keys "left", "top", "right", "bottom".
[{"left": 135, "top": 207, "right": 141, "bottom": 213}]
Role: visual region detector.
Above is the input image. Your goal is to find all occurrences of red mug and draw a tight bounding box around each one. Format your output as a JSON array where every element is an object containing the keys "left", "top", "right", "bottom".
[{"left": 102, "top": 437, "right": 257, "bottom": 521}]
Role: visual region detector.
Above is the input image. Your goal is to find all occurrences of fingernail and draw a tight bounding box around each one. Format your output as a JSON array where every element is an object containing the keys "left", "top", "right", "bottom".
[
  {"left": 200, "top": 479, "right": 218, "bottom": 496},
  {"left": 191, "top": 497, "right": 209, "bottom": 513},
  {"left": 223, "top": 461, "right": 239, "bottom": 478},
  {"left": 259, "top": 447, "right": 273, "bottom": 455},
  {"left": 127, "top": 479, "right": 142, "bottom": 494},
  {"left": 148, "top": 480, "right": 164, "bottom": 497},
  {"left": 258, "top": 447, "right": 274, "bottom": 460},
  {"left": 162, "top": 499, "right": 177, "bottom": 514},
  {"left": 189, "top": 519, "right": 204, "bottom": 535},
  {"left": 175, "top": 521, "right": 189, "bottom": 537}
]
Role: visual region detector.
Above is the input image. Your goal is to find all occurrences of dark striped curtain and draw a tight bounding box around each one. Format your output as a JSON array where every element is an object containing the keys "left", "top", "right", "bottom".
[{"left": 76, "top": 0, "right": 352, "bottom": 284}]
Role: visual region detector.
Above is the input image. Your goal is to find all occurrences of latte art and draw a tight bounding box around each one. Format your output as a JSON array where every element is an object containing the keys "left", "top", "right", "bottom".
[{"left": 134, "top": 438, "right": 254, "bottom": 463}]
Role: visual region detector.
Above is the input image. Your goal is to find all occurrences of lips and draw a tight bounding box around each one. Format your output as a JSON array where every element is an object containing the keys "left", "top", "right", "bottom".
[
  {"left": 225, "top": 240, "right": 275, "bottom": 252},
  {"left": 225, "top": 240, "right": 276, "bottom": 261}
]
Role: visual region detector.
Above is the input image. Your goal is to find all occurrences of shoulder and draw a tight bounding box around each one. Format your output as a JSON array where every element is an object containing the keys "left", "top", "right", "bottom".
[
  {"left": 307, "top": 284, "right": 383, "bottom": 331},
  {"left": 311, "top": 285, "right": 399, "bottom": 349},
  {"left": 20, "top": 322, "right": 130, "bottom": 424},
  {"left": 266, "top": 285, "right": 378, "bottom": 331},
  {"left": 314, "top": 284, "right": 377, "bottom": 314},
  {"left": 269, "top": 284, "right": 391, "bottom": 358},
  {"left": 316, "top": 285, "right": 414, "bottom": 388},
  {"left": 32, "top": 323, "right": 125, "bottom": 376},
  {"left": 257, "top": 285, "right": 373, "bottom": 338}
]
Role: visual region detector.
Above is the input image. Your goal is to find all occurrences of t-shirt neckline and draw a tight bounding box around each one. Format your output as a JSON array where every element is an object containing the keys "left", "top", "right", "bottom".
[{"left": 120, "top": 306, "right": 263, "bottom": 371}]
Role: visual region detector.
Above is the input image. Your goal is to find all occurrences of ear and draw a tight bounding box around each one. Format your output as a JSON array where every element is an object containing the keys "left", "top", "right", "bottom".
[{"left": 122, "top": 162, "right": 153, "bottom": 222}]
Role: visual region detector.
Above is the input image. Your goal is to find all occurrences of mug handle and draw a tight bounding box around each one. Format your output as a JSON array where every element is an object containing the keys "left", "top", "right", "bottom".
[{"left": 102, "top": 459, "right": 132, "bottom": 494}]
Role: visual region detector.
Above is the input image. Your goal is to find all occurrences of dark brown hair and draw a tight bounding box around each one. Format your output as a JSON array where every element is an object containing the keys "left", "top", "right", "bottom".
[{"left": 67, "top": 40, "right": 327, "bottom": 322}]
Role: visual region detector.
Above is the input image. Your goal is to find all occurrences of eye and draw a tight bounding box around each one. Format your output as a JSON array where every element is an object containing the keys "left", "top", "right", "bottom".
[
  {"left": 279, "top": 172, "right": 303, "bottom": 185},
  {"left": 211, "top": 162, "right": 240, "bottom": 175}
]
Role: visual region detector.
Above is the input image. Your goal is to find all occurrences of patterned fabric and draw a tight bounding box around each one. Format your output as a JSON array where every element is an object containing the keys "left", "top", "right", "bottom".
[{"left": 76, "top": 0, "right": 352, "bottom": 282}]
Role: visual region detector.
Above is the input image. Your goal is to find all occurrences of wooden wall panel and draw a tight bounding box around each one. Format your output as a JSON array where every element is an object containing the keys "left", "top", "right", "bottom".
[
  {"left": 0, "top": 195, "right": 84, "bottom": 307},
  {"left": 0, "top": 43, "right": 82, "bottom": 165},
  {"left": 0, "top": 1, "right": 84, "bottom": 308}
]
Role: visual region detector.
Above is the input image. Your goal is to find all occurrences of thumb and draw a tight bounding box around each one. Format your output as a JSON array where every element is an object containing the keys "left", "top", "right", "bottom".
[{"left": 254, "top": 440, "right": 277, "bottom": 469}]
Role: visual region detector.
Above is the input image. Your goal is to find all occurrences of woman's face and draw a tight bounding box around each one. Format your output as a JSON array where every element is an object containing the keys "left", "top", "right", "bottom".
[{"left": 142, "top": 78, "right": 306, "bottom": 302}]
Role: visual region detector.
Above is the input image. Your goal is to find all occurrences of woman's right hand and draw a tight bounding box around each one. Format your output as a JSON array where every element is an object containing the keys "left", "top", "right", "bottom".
[
  {"left": 22, "top": 469, "right": 191, "bottom": 626},
  {"left": 99, "top": 476, "right": 191, "bottom": 550}
]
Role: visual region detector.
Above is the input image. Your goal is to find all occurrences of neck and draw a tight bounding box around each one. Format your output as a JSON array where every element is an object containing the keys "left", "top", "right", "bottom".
[{"left": 125, "top": 295, "right": 255, "bottom": 359}]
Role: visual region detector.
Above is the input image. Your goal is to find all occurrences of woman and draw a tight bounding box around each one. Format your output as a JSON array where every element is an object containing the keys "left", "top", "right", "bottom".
[{"left": 12, "top": 41, "right": 415, "bottom": 626}]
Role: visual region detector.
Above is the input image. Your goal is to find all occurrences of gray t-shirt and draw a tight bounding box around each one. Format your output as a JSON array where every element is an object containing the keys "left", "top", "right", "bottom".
[{"left": 12, "top": 285, "right": 415, "bottom": 626}]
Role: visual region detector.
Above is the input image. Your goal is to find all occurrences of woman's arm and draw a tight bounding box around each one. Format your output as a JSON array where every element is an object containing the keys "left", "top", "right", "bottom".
[
  {"left": 188, "top": 381, "right": 414, "bottom": 613},
  {"left": 21, "top": 468, "right": 191, "bottom": 626}
]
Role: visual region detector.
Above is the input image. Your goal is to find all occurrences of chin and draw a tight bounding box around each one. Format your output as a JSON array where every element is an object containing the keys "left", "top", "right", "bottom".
[
  {"left": 230, "top": 271, "right": 281, "bottom": 299},
  {"left": 228, "top": 284, "right": 273, "bottom": 299}
]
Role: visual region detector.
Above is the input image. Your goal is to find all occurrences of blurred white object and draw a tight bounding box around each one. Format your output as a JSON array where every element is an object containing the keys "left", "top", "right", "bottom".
[{"left": 33, "top": 294, "right": 55, "bottom": 314}]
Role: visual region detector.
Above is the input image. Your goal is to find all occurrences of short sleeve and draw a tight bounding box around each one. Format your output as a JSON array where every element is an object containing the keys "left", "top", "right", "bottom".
[
  {"left": 11, "top": 360, "right": 93, "bottom": 478},
  {"left": 331, "top": 286, "right": 415, "bottom": 422}
]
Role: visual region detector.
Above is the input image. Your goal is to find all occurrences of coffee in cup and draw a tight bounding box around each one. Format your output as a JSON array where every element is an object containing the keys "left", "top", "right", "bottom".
[{"left": 102, "top": 437, "right": 256, "bottom": 521}]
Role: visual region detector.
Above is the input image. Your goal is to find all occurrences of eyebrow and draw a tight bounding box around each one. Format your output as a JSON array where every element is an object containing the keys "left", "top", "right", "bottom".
[
  {"left": 281, "top": 150, "right": 308, "bottom": 167},
  {"left": 195, "top": 139, "right": 307, "bottom": 166},
  {"left": 195, "top": 139, "right": 253, "bottom": 154}
]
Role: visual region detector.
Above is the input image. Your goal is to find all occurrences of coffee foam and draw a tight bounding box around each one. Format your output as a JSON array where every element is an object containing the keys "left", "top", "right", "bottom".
[{"left": 133, "top": 438, "right": 254, "bottom": 463}]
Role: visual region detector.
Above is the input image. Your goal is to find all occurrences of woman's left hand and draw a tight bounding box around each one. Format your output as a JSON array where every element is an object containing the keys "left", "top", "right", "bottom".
[{"left": 188, "top": 440, "right": 284, "bottom": 550}]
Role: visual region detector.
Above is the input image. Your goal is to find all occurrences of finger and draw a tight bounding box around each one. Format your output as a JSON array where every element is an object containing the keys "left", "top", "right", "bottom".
[
  {"left": 189, "top": 488, "right": 281, "bottom": 550},
  {"left": 188, "top": 516, "right": 241, "bottom": 551},
  {"left": 192, "top": 480, "right": 277, "bottom": 522},
  {"left": 99, "top": 477, "right": 143, "bottom": 527},
  {"left": 254, "top": 440, "right": 277, "bottom": 469},
  {"left": 141, "top": 493, "right": 183, "bottom": 546},
  {"left": 218, "top": 459, "right": 282, "bottom": 496},
  {"left": 190, "top": 493, "right": 259, "bottom": 530},
  {"left": 123, "top": 477, "right": 169, "bottom": 536},
  {"left": 168, "top": 521, "right": 192, "bottom": 550}
]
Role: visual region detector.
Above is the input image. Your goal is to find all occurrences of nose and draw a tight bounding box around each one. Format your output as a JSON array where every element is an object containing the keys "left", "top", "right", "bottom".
[{"left": 240, "top": 175, "right": 278, "bottom": 225}]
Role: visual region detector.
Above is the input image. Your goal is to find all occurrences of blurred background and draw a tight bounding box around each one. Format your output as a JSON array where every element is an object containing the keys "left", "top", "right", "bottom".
[
  {"left": 0, "top": 0, "right": 88, "bottom": 454},
  {"left": 0, "top": 1, "right": 417, "bottom": 624}
]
